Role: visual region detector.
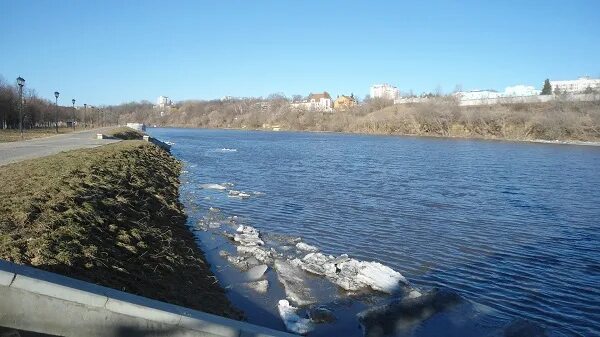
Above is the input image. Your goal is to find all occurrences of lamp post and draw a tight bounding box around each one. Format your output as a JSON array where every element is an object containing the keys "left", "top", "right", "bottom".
[
  {"left": 83, "top": 103, "right": 87, "bottom": 128},
  {"left": 54, "top": 91, "right": 60, "bottom": 133},
  {"left": 16, "top": 77, "right": 25, "bottom": 139},
  {"left": 71, "top": 99, "right": 76, "bottom": 131}
]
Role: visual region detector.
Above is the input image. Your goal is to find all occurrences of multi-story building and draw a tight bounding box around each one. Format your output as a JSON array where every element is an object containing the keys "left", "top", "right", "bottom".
[
  {"left": 550, "top": 76, "right": 600, "bottom": 94},
  {"left": 290, "top": 92, "right": 333, "bottom": 112},
  {"left": 333, "top": 94, "right": 358, "bottom": 111},
  {"left": 157, "top": 96, "right": 172, "bottom": 108},
  {"left": 370, "top": 84, "right": 399, "bottom": 100}
]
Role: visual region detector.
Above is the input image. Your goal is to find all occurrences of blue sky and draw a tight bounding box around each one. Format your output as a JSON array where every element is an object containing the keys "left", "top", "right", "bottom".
[{"left": 1, "top": 0, "right": 599, "bottom": 105}]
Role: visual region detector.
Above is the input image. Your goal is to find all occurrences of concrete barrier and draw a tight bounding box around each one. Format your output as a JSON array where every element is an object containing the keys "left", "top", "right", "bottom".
[
  {"left": 0, "top": 260, "right": 296, "bottom": 337},
  {"left": 143, "top": 135, "right": 172, "bottom": 151}
]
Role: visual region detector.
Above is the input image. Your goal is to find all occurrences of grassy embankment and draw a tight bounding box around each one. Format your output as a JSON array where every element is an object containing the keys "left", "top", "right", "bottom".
[
  {"left": 104, "top": 126, "right": 146, "bottom": 140},
  {"left": 0, "top": 139, "right": 240, "bottom": 318}
]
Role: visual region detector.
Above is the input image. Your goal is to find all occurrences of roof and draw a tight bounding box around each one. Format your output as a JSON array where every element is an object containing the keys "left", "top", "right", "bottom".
[{"left": 308, "top": 92, "right": 331, "bottom": 100}]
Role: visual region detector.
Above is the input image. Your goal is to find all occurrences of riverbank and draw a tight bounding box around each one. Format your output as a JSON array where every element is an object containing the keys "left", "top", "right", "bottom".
[{"left": 0, "top": 140, "right": 240, "bottom": 318}]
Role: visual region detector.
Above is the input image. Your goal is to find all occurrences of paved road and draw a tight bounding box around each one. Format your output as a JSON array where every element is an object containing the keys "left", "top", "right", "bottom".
[{"left": 0, "top": 127, "right": 121, "bottom": 166}]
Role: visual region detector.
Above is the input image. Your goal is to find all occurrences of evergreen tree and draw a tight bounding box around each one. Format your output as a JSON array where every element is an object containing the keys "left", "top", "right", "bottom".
[{"left": 541, "top": 79, "right": 552, "bottom": 95}]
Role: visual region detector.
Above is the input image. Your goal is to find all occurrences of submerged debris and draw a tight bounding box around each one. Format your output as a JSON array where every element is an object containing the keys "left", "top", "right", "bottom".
[
  {"left": 357, "top": 288, "right": 462, "bottom": 337},
  {"left": 308, "top": 306, "right": 336, "bottom": 323}
]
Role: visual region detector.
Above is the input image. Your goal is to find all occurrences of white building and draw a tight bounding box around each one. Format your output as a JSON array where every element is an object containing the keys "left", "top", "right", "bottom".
[
  {"left": 550, "top": 76, "right": 600, "bottom": 94},
  {"left": 503, "top": 85, "right": 540, "bottom": 97},
  {"left": 454, "top": 90, "right": 501, "bottom": 100},
  {"left": 157, "top": 96, "right": 172, "bottom": 108},
  {"left": 370, "top": 84, "right": 400, "bottom": 100},
  {"left": 290, "top": 92, "right": 333, "bottom": 112}
]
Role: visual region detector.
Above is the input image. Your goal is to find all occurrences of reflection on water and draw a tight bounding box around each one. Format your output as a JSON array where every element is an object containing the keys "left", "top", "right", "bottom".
[{"left": 149, "top": 128, "right": 600, "bottom": 337}]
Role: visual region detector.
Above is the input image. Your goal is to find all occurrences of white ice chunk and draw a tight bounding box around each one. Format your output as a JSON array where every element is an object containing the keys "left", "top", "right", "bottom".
[
  {"left": 200, "top": 183, "right": 227, "bottom": 190},
  {"left": 277, "top": 300, "right": 313, "bottom": 335},
  {"left": 355, "top": 261, "right": 408, "bottom": 293},
  {"left": 296, "top": 242, "right": 319, "bottom": 252},
  {"left": 244, "top": 280, "right": 269, "bottom": 294},
  {"left": 274, "top": 260, "right": 315, "bottom": 306},
  {"left": 245, "top": 264, "right": 268, "bottom": 281}
]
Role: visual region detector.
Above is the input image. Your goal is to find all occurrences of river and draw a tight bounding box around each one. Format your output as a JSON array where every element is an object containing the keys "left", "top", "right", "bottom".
[{"left": 149, "top": 128, "right": 600, "bottom": 337}]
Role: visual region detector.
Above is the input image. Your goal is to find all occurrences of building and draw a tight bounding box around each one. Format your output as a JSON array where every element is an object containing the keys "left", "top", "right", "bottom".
[
  {"left": 503, "top": 85, "right": 540, "bottom": 97},
  {"left": 157, "top": 96, "right": 172, "bottom": 108},
  {"left": 290, "top": 92, "right": 333, "bottom": 112},
  {"left": 370, "top": 84, "right": 399, "bottom": 100},
  {"left": 334, "top": 94, "right": 357, "bottom": 111},
  {"left": 454, "top": 90, "right": 501, "bottom": 101},
  {"left": 549, "top": 76, "right": 600, "bottom": 94}
]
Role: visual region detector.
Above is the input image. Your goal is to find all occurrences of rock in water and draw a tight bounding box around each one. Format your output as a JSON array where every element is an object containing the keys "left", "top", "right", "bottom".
[
  {"left": 277, "top": 300, "right": 313, "bottom": 335},
  {"left": 504, "top": 319, "right": 547, "bottom": 337},
  {"left": 308, "top": 306, "right": 336, "bottom": 323},
  {"left": 245, "top": 264, "right": 268, "bottom": 281},
  {"left": 358, "top": 288, "right": 462, "bottom": 337}
]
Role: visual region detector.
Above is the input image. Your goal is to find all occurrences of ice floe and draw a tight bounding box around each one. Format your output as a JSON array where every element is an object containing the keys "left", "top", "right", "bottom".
[
  {"left": 277, "top": 300, "right": 314, "bottom": 335},
  {"left": 244, "top": 280, "right": 269, "bottom": 294},
  {"left": 245, "top": 264, "right": 268, "bottom": 281},
  {"left": 274, "top": 259, "right": 315, "bottom": 306},
  {"left": 296, "top": 242, "right": 319, "bottom": 252},
  {"left": 228, "top": 190, "right": 251, "bottom": 198},
  {"left": 196, "top": 208, "right": 424, "bottom": 335},
  {"left": 297, "top": 252, "right": 408, "bottom": 293},
  {"left": 200, "top": 183, "right": 228, "bottom": 190},
  {"left": 215, "top": 148, "right": 237, "bottom": 152}
]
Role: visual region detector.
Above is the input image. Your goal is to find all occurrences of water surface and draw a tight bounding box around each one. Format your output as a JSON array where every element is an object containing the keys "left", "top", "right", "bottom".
[{"left": 149, "top": 128, "right": 600, "bottom": 336}]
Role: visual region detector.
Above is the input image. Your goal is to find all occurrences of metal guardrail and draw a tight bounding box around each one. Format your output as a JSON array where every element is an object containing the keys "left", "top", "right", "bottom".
[{"left": 0, "top": 260, "right": 296, "bottom": 337}]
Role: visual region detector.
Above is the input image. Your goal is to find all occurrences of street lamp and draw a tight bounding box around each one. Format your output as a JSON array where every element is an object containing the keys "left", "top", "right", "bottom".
[
  {"left": 16, "top": 77, "right": 25, "bottom": 139},
  {"left": 71, "top": 99, "right": 76, "bottom": 131},
  {"left": 54, "top": 91, "right": 60, "bottom": 133},
  {"left": 83, "top": 103, "right": 87, "bottom": 128}
]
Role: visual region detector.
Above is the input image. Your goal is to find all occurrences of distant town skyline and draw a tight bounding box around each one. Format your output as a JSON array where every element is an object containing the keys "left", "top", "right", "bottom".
[{"left": 1, "top": 0, "right": 599, "bottom": 105}]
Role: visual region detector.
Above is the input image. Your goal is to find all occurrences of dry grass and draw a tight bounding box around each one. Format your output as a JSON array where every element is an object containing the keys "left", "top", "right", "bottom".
[
  {"left": 0, "top": 127, "right": 80, "bottom": 143},
  {"left": 0, "top": 141, "right": 240, "bottom": 318},
  {"left": 106, "top": 126, "right": 145, "bottom": 140}
]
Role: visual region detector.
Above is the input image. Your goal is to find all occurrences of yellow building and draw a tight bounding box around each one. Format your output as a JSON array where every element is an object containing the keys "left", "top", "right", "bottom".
[{"left": 333, "top": 94, "right": 357, "bottom": 111}]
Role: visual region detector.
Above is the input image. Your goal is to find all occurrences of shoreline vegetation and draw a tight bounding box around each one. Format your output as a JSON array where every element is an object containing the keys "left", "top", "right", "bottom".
[
  {"left": 0, "top": 139, "right": 240, "bottom": 319},
  {"left": 118, "top": 97, "right": 600, "bottom": 144},
  {"left": 2, "top": 76, "right": 599, "bottom": 143}
]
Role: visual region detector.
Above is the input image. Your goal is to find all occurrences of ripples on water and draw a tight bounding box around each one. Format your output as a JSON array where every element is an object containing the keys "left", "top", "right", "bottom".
[{"left": 149, "top": 128, "right": 600, "bottom": 336}]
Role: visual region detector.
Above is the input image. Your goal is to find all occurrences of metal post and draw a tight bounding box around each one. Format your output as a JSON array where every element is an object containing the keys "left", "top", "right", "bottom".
[
  {"left": 16, "top": 77, "right": 25, "bottom": 139},
  {"left": 54, "top": 91, "right": 60, "bottom": 133},
  {"left": 71, "top": 99, "right": 76, "bottom": 131},
  {"left": 19, "top": 85, "right": 23, "bottom": 138},
  {"left": 83, "top": 104, "right": 87, "bottom": 128}
]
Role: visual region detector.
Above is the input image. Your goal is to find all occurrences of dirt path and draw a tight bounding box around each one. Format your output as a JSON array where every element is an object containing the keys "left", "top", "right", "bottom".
[{"left": 0, "top": 127, "right": 120, "bottom": 166}]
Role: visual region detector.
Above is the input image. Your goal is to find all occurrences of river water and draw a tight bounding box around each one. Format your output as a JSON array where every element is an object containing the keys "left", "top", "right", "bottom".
[{"left": 149, "top": 128, "right": 600, "bottom": 337}]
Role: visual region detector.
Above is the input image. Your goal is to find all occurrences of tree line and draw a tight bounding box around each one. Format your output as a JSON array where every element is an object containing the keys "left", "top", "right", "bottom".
[
  {"left": 2, "top": 74, "right": 599, "bottom": 141},
  {"left": 0, "top": 77, "right": 118, "bottom": 129}
]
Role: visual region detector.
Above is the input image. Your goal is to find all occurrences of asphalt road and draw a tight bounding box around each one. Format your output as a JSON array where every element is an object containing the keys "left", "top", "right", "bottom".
[{"left": 0, "top": 127, "right": 121, "bottom": 166}]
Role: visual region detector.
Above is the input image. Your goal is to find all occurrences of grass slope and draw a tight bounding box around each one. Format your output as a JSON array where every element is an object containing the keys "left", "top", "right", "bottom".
[
  {"left": 0, "top": 141, "right": 239, "bottom": 318},
  {"left": 106, "top": 126, "right": 145, "bottom": 140}
]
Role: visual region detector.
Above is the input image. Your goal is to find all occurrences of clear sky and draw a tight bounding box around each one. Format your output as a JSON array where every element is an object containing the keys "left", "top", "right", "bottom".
[{"left": 1, "top": 0, "right": 599, "bottom": 105}]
